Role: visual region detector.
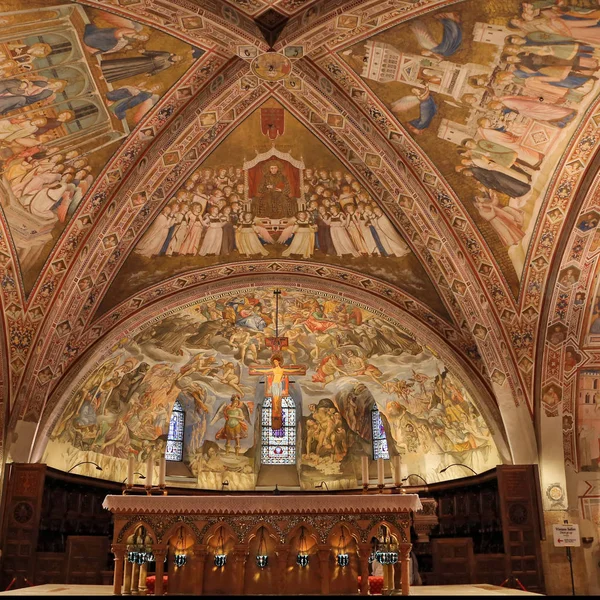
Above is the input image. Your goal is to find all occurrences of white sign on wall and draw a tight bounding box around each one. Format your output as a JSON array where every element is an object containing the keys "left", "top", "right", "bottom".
[{"left": 552, "top": 524, "right": 580, "bottom": 547}]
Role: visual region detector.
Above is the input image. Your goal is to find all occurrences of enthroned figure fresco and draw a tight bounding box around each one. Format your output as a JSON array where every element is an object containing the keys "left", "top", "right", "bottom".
[
  {"left": 43, "top": 288, "right": 503, "bottom": 491},
  {"left": 0, "top": 1, "right": 198, "bottom": 292},
  {"left": 246, "top": 153, "right": 304, "bottom": 219},
  {"left": 102, "top": 102, "right": 450, "bottom": 320}
]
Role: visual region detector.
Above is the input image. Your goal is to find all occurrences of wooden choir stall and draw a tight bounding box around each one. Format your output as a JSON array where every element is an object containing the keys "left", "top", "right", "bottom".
[{"left": 103, "top": 493, "right": 422, "bottom": 596}]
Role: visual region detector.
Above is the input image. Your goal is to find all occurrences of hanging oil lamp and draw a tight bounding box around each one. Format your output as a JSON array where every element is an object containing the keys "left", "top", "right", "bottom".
[
  {"left": 214, "top": 527, "right": 227, "bottom": 567},
  {"left": 296, "top": 526, "right": 309, "bottom": 567},
  {"left": 174, "top": 527, "right": 187, "bottom": 568},
  {"left": 256, "top": 526, "right": 268, "bottom": 568},
  {"left": 337, "top": 526, "right": 350, "bottom": 567}
]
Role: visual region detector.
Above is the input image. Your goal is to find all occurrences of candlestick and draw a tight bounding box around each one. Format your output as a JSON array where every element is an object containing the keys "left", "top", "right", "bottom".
[
  {"left": 377, "top": 457, "right": 385, "bottom": 486},
  {"left": 393, "top": 455, "right": 402, "bottom": 487},
  {"left": 145, "top": 455, "right": 153, "bottom": 489},
  {"left": 361, "top": 456, "right": 369, "bottom": 487},
  {"left": 159, "top": 456, "right": 166, "bottom": 488},
  {"left": 127, "top": 454, "right": 135, "bottom": 489}
]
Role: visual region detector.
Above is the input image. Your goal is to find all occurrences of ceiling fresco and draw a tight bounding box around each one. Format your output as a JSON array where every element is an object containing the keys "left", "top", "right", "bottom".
[
  {"left": 42, "top": 287, "right": 503, "bottom": 489},
  {"left": 2, "top": 0, "right": 600, "bottom": 495},
  {"left": 98, "top": 99, "right": 449, "bottom": 318},
  {"left": 0, "top": 0, "right": 200, "bottom": 292},
  {"left": 340, "top": 0, "right": 600, "bottom": 284}
]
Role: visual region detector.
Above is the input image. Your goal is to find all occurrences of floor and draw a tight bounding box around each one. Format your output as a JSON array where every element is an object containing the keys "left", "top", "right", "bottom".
[{"left": 0, "top": 583, "right": 542, "bottom": 596}]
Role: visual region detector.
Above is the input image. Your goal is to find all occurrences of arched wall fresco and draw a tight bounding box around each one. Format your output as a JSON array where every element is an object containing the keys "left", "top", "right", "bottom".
[
  {"left": 12, "top": 78, "right": 533, "bottom": 467},
  {"left": 38, "top": 282, "right": 507, "bottom": 490}
]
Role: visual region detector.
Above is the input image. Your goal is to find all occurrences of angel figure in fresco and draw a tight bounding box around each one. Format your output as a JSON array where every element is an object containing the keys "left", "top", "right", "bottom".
[
  {"left": 410, "top": 12, "right": 463, "bottom": 59},
  {"left": 391, "top": 85, "right": 438, "bottom": 135},
  {"left": 83, "top": 13, "right": 149, "bottom": 55},
  {"left": 280, "top": 211, "right": 317, "bottom": 258},
  {"left": 235, "top": 212, "right": 274, "bottom": 256},
  {"left": 212, "top": 394, "right": 251, "bottom": 455}
]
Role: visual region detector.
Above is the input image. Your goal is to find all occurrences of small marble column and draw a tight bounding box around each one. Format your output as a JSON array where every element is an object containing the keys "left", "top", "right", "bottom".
[
  {"left": 383, "top": 562, "right": 393, "bottom": 595},
  {"left": 153, "top": 549, "right": 167, "bottom": 596},
  {"left": 274, "top": 544, "right": 290, "bottom": 593},
  {"left": 131, "top": 561, "right": 140, "bottom": 596},
  {"left": 317, "top": 544, "right": 330, "bottom": 595},
  {"left": 139, "top": 561, "right": 148, "bottom": 596},
  {"left": 123, "top": 557, "right": 133, "bottom": 596},
  {"left": 112, "top": 547, "right": 125, "bottom": 596},
  {"left": 399, "top": 543, "right": 412, "bottom": 596},
  {"left": 193, "top": 545, "right": 208, "bottom": 595},
  {"left": 233, "top": 545, "right": 249, "bottom": 595},
  {"left": 358, "top": 544, "right": 371, "bottom": 596}
]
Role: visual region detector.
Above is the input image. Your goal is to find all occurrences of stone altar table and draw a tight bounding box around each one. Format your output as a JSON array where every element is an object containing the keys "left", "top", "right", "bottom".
[{"left": 103, "top": 493, "right": 422, "bottom": 596}]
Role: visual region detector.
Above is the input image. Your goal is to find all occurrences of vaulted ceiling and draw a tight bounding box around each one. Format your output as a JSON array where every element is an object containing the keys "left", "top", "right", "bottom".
[{"left": 2, "top": 0, "right": 600, "bottom": 478}]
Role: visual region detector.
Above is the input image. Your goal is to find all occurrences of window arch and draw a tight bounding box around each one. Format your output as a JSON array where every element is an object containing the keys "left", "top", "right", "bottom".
[
  {"left": 166, "top": 399, "right": 185, "bottom": 462},
  {"left": 371, "top": 405, "right": 389, "bottom": 460},
  {"left": 261, "top": 396, "right": 296, "bottom": 465}
]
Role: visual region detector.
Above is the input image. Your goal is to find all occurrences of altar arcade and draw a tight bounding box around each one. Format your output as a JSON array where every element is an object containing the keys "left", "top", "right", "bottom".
[{"left": 104, "top": 493, "right": 422, "bottom": 596}]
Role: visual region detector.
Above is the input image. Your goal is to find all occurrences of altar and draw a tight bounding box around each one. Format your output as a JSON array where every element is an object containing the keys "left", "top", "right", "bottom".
[{"left": 103, "top": 493, "right": 422, "bottom": 596}]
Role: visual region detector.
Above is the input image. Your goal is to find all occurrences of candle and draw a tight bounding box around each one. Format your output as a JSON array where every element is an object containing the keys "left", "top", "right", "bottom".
[
  {"left": 146, "top": 455, "right": 153, "bottom": 489},
  {"left": 127, "top": 454, "right": 134, "bottom": 488},
  {"left": 361, "top": 456, "right": 369, "bottom": 486},
  {"left": 377, "top": 457, "right": 385, "bottom": 486},
  {"left": 159, "top": 456, "right": 166, "bottom": 487},
  {"left": 393, "top": 455, "right": 402, "bottom": 487}
]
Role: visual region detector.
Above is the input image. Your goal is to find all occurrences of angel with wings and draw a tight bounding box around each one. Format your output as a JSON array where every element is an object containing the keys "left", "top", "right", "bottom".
[
  {"left": 212, "top": 394, "right": 251, "bottom": 455},
  {"left": 410, "top": 12, "right": 462, "bottom": 60},
  {"left": 391, "top": 85, "right": 438, "bottom": 135},
  {"left": 235, "top": 212, "right": 274, "bottom": 256},
  {"left": 83, "top": 13, "right": 148, "bottom": 56}
]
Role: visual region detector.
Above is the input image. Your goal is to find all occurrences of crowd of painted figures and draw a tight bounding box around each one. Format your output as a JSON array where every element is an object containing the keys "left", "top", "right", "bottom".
[
  {"left": 49, "top": 290, "right": 498, "bottom": 480},
  {"left": 0, "top": 11, "right": 190, "bottom": 227},
  {"left": 459, "top": 0, "right": 600, "bottom": 246},
  {"left": 134, "top": 165, "right": 411, "bottom": 260},
  {"left": 376, "top": 0, "right": 600, "bottom": 248}
]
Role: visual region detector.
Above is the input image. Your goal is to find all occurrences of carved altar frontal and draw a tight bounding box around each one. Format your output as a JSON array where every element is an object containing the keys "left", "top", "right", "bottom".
[{"left": 105, "top": 493, "right": 421, "bottom": 545}]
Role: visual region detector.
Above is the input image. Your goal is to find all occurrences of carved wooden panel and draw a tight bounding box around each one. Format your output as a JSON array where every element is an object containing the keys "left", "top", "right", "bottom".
[
  {"left": 65, "top": 536, "right": 110, "bottom": 584},
  {"left": 497, "top": 465, "right": 545, "bottom": 593},
  {"left": 0, "top": 464, "right": 46, "bottom": 589},
  {"left": 431, "top": 537, "right": 474, "bottom": 585}
]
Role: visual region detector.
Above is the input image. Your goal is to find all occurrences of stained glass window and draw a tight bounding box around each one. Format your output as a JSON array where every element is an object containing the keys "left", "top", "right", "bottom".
[
  {"left": 261, "top": 396, "right": 296, "bottom": 465},
  {"left": 166, "top": 399, "right": 185, "bottom": 462},
  {"left": 371, "top": 405, "right": 389, "bottom": 460}
]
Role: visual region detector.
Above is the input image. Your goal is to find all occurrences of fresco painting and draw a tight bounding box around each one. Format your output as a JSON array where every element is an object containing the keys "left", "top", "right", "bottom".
[
  {"left": 577, "top": 369, "right": 600, "bottom": 471},
  {"left": 341, "top": 0, "right": 600, "bottom": 285},
  {"left": 44, "top": 288, "right": 501, "bottom": 490},
  {"left": 100, "top": 101, "right": 449, "bottom": 319},
  {"left": 0, "top": 2, "right": 199, "bottom": 292}
]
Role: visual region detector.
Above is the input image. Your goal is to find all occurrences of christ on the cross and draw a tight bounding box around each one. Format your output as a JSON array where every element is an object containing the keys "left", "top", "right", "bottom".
[{"left": 249, "top": 353, "right": 306, "bottom": 431}]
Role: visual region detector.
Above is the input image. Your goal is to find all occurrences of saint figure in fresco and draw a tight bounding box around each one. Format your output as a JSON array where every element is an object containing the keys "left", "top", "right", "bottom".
[
  {"left": 254, "top": 161, "right": 297, "bottom": 219},
  {"left": 213, "top": 394, "right": 250, "bottom": 456},
  {"left": 100, "top": 50, "right": 183, "bottom": 83}
]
